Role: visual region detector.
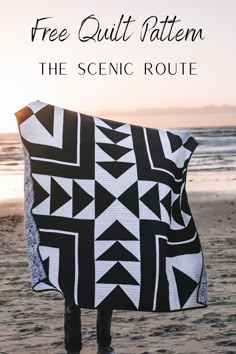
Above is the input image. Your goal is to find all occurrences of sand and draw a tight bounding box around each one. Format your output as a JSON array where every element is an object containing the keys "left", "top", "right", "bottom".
[{"left": 0, "top": 171, "right": 236, "bottom": 354}]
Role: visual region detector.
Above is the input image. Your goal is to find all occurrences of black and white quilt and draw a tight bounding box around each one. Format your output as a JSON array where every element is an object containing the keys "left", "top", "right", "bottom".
[{"left": 15, "top": 101, "right": 208, "bottom": 312}]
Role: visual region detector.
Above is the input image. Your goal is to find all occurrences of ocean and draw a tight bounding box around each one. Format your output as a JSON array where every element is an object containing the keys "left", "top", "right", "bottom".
[{"left": 0, "top": 126, "right": 235, "bottom": 199}]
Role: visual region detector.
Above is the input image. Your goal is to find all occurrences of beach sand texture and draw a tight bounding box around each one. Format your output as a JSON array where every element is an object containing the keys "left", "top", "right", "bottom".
[{"left": 0, "top": 171, "right": 236, "bottom": 354}]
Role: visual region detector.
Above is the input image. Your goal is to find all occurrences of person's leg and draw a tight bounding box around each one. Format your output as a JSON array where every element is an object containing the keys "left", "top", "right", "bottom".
[
  {"left": 64, "top": 301, "right": 82, "bottom": 353},
  {"left": 96, "top": 307, "right": 115, "bottom": 353}
]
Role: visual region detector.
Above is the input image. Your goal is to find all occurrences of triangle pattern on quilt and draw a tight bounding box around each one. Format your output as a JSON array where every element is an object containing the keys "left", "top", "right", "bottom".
[
  {"left": 167, "top": 131, "right": 183, "bottom": 153},
  {"left": 140, "top": 183, "right": 161, "bottom": 219},
  {"left": 180, "top": 189, "right": 191, "bottom": 215},
  {"left": 173, "top": 266, "right": 198, "bottom": 308},
  {"left": 33, "top": 179, "right": 50, "bottom": 207},
  {"left": 72, "top": 180, "right": 94, "bottom": 217},
  {"left": 97, "top": 162, "right": 135, "bottom": 178},
  {"left": 41, "top": 257, "right": 53, "bottom": 286},
  {"left": 99, "top": 118, "right": 126, "bottom": 130},
  {"left": 160, "top": 191, "right": 172, "bottom": 218},
  {"left": 96, "top": 143, "right": 132, "bottom": 160},
  {"left": 97, "top": 126, "right": 130, "bottom": 143},
  {"left": 97, "top": 285, "right": 137, "bottom": 309},
  {"left": 96, "top": 220, "right": 137, "bottom": 240},
  {"left": 35, "top": 105, "right": 54, "bottom": 136},
  {"left": 50, "top": 177, "right": 71, "bottom": 214},
  {"left": 118, "top": 181, "right": 139, "bottom": 217},
  {"left": 95, "top": 144, "right": 114, "bottom": 162},
  {"left": 171, "top": 197, "right": 185, "bottom": 226},
  {"left": 95, "top": 181, "right": 116, "bottom": 217},
  {"left": 97, "top": 262, "right": 139, "bottom": 285},
  {"left": 96, "top": 241, "right": 139, "bottom": 261}
]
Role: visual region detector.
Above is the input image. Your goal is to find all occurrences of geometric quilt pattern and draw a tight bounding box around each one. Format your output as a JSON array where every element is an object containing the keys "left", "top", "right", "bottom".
[{"left": 15, "top": 100, "right": 208, "bottom": 312}]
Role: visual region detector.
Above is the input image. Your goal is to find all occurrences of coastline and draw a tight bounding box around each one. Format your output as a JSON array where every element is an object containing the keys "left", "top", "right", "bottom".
[{"left": 0, "top": 170, "right": 235, "bottom": 353}]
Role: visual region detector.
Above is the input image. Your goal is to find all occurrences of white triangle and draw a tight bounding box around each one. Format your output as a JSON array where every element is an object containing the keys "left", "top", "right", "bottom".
[
  {"left": 159, "top": 183, "right": 171, "bottom": 200},
  {"left": 139, "top": 200, "right": 160, "bottom": 220},
  {"left": 160, "top": 204, "right": 170, "bottom": 224},
  {"left": 120, "top": 284, "right": 140, "bottom": 308},
  {"left": 95, "top": 217, "right": 117, "bottom": 240},
  {"left": 95, "top": 126, "right": 114, "bottom": 144},
  {"left": 32, "top": 173, "right": 51, "bottom": 193},
  {"left": 171, "top": 191, "right": 179, "bottom": 205},
  {"left": 115, "top": 123, "right": 131, "bottom": 134},
  {"left": 32, "top": 196, "right": 50, "bottom": 215},
  {"left": 95, "top": 283, "right": 117, "bottom": 307},
  {"left": 94, "top": 117, "right": 113, "bottom": 130},
  {"left": 94, "top": 240, "right": 116, "bottom": 259},
  {"left": 119, "top": 241, "right": 140, "bottom": 261},
  {"left": 170, "top": 216, "right": 185, "bottom": 230},
  {"left": 181, "top": 211, "right": 192, "bottom": 226},
  {"left": 182, "top": 287, "right": 198, "bottom": 309},
  {"left": 74, "top": 179, "right": 95, "bottom": 198},
  {"left": 73, "top": 200, "right": 95, "bottom": 219},
  {"left": 117, "top": 150, "right": 136, "bottom": 163},
  {"left": 119, "top": 261, "right": 140, "bottom": 284},
  {"left": 51, "top": 199, "right": 72, "bottom": 218},
  {"left": 27, "top": 101, "right": 48, "bottom": 113},
  {"left": 53, "top": 176, "right": 72, "bottom": 196},
  {"left": 95, "top": 261, "right": 117, "bottom": 282},
  {"left": 116, "top": 135, "right": 133, "bottom": 148},
  {"left": 138, "top": 180, "right": 157, "bottom": 198},
  {"left": 95, "top": 144, "right": 114, "bottom": 162}
]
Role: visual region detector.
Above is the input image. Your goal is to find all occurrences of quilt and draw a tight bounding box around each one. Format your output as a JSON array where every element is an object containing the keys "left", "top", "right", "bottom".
[{"left": 15, "top": 100, "right": 208, "bottom": 312}]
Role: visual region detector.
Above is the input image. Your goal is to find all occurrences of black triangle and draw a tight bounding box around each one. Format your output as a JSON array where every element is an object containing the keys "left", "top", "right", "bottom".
[
  {"left": 97, "top": 241, "right": 139, "bottom": 262},
  {"left": 118, "top": 182, "right": 139, "bottom": 217},
  {"left": 43, "top": 257, "right": 50, "bottom": 275},
  {"left": 97, "top": 262, "right": 139, "bottom": 284},
  {"left": 42, "top": 257, "right": 52, "bottom": 286},
  {"left": 97, "top": 126, "right": 130, "bottom": 143},
  {"left": 97, "top": 220, "right": 137, "bottom": 240},
  {"left": 140, "top": 184, "right": 161, "bottom": 219},
  {"left": 95, "top": 181, "right": 116, "bottom": 217},
  {"left": 50, "top": 178, "right": 71, "bottom": 214},
  {"left": 181, "top": 190, "right": 191, "bottom": 215},
  {"left": 99, "top": 118, "right": 126, "bottom": 130},
  {"left": 33, "top": 179, "right": 50, "bottom": 208},
  {"left": 35, "top": 105, "right": 54, "bottom": 136},
  {"left": 173, "top": 267, "right": 198, "bottom": 308},
  {"left": 183, "top": 137, "right": 198, "bottom": 152},
  {"left": 97, "top": 143, "right": 132, "bottom": 160},
  {"left": 172, "top": 198, "right": 185, "bottom": 226},
  {"left": 97, "top": 162, "right": 134, "bottom": 178},
  {"left": 73, "top": 181, "right": 94, "bottom": 217},
  {"left": 160, "top": 191, "right": 172, "bottom": 218},
  {"left": 97, "top": 285, "right": 136, "bottom": 310},
  {"left": 167, "top": 131, "right": 183, "bottom": 153}
]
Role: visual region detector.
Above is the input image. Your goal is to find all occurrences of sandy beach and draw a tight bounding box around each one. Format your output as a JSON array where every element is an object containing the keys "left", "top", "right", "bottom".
[{"left": 0, "top": 170, "right": 236, "bottom": 354}]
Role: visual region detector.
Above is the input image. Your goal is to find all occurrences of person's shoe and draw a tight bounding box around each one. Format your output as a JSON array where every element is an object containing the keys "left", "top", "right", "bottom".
[
  {"left": 97, "top": 345, "right": 117, "bottom": 354},
  {"left": 67, "top": 351, "right": 80, "bottom": 354}
]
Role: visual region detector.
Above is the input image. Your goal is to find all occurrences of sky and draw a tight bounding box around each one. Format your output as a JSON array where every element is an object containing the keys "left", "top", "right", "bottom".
[{"left": 0, "top": 0, "right": 236, "bottom": 132}]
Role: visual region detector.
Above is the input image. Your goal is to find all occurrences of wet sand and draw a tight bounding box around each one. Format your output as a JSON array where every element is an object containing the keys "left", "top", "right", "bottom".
[{"left": 0, "top": 171, "right": 236, "bottom": 354}]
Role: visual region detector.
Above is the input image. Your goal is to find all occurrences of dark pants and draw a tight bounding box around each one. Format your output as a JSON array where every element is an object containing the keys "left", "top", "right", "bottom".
[{"left": 64, "top": 301, "right": 113, "bottom": 352}]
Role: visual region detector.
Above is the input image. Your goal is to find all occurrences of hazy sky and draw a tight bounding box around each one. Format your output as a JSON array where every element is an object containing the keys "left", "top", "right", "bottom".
[{"left": 1, "top": 0, "right": 236, "bottom": 132}]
